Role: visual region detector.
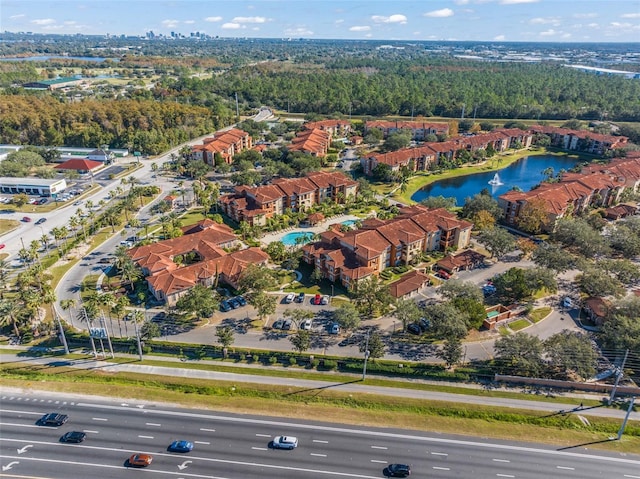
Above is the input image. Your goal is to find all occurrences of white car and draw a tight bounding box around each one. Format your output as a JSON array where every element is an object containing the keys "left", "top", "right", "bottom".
[
  {"left": 562, "top": 297, "right": 573, "bottom": 308},
  {"left": 283, "top": 293, "right": 295, "bottom": 304},
  {"left": 320, "top": 295, "right": 329, "bottom": 305},
  {"left": 300, "top": 319, "right": 313, "bottom": 330},
  {"left": 272, "top": 436, "right": 298, "bottom": 450}
]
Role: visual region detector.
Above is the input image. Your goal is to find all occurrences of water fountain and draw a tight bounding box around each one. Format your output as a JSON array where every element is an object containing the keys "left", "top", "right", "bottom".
[{"left": 488, "top": 172, "right": 503, "bottom": 186}]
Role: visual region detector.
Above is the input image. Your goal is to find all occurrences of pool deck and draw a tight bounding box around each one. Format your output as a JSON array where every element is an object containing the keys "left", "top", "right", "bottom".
[{"left": 259, "top": 214, "right": 361, "bottom": 246}]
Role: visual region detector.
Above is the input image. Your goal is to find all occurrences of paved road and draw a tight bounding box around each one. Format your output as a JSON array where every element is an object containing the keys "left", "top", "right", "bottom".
[{"left": 1, "top": 388, "right": 638, "bottom": 479}]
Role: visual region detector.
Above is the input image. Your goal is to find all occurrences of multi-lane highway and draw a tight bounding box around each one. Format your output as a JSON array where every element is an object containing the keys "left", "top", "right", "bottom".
[{"left": 1, "top": 390, "right": 638, "bottom": 479}]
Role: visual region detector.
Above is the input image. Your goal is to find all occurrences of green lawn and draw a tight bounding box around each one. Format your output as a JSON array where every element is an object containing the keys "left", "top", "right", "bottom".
[
  {"left": 497, "top": 326, "right": 510, "bottom": 336},
  {"left": 529, "top": 307, "right": 552, "bottom": 323},
  {"left": 509, "top": 318, "right": 532, "bottom": 331},
  {"left": 0, "top": 218, "right": 20, "bottom": 235}
]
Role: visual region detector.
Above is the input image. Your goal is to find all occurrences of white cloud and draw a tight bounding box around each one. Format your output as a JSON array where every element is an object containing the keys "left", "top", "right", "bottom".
[
  {"left": 335, "top": 19, "right": 344, "bottom": 24},
  {"left": 162, "top": 19, "right": 180, "bottom": 28},
  {"left": 232, "top": 16, "right": 267, "bottom": 24},
  {"left": 365, "top": 33, "right": 372, "bottom": 38},
  {"left": 539, "top": 29, "right": 557, "bottom": 36},
  {"left": 63, "top": 21, "right": 77, "bottom": 25},
  {"left": 184, "top": 20, "right": 195, "bottom": 25},
  {"left": 587, "top": 23, "right": 599, "bottom": 28},
  {"left": 222, "top": 22, "right": 242, "bottom": 29},
  {"left": 501, "top": 0, "right": 539, "bottom": 4},
  {"left": 371, "top": 14, "right": 407, "bottom": 24},
  {"left": 204, "top": 16, "right": 222, "bottom": 23},
  {"left": 424, "top": 8, "right": 454, "bottom": 18},
  {"left": 621, "top": 13, "right": 640, "bottom": 19},
  {"left": 529, "top": 17, "right": 560, "bottom": 26},
  {"left": 610, "top": 22, "right": 633, "bottom": 28},
  {"left": 349, "top": 25, "right": 371, "bottom": 32},
  {"left": 454, "top": 0, "right": 469, "bottom": 4},
  {"left": 284, "top": 27, "right": 314, "bottom": 36},
  {"left": 573, "top": 13, "right": 597, "bottom": 19},
  {"left": 9, "top": 14, "right": 25, "bottom": 19},
  {"left": 494, "top": 34, "right": 506, "bottom": 40},
  {"left": 31, "top": 18, "right": 56, "bottom": 25}
]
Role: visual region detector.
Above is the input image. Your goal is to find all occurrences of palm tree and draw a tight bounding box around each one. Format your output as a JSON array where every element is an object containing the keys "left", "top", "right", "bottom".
[
  {"left": 0, "top": 260, "right": 9, "bottom": 299},
  {"left": 0, "top": 299, "right": 22, "bottom": 337},
  {"left": 40, "top": 233, "right": 50, "bottom": 252}
]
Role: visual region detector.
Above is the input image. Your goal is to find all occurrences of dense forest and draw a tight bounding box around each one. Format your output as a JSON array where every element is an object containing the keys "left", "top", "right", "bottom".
[
  {"left": 2, "top": 35, "right": 640, "bottom": 152},
  {"left": 0, "top": 96, "right": 221, "bottom": 154}
]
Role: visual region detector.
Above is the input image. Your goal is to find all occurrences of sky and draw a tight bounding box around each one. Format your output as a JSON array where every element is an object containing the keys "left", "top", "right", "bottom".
[{"left": 2, "top": 0, "right": 640, "bottom": 43}]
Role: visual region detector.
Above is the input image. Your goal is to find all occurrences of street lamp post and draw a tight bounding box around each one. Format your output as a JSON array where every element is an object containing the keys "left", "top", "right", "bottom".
[
  {"left": 330, "top": 284, "right": 334, "bottom": 303},
  {"left": 362, "top": 332, "right": 370, "bottom": 381}
]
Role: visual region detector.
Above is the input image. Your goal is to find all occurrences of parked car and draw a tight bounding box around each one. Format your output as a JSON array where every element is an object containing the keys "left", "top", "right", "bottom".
[
  {"left": 272, "top": 319, "right": 284, "bottom": 330},
  {"left": 562, "top": 297, "right": 573, "bottom": 308},
  {"left": 35, "top": 218, "right": 47, "bottom": 225},
  {"left": 295, "top": 292, "right": 305, "bottom": 303},
  {"left": 128, "top": 453, "right": 153, "bottom": 467},
  {"left": 39, "top": 413, "right": 68, "bottom": 426},
  {"left": 168, "top": 440, "right": 194, "bottom": 453},
  {"left": 300, "top": 319, "right": 313, "bottom": 330},
  {"left": 283, "top": 319, "right": 293, "bottom": 330},
  {"left": 272, "top": 436, "right": 298, "bottom": 450},
  {"left": 0, "top": 244, "right": 5, "bottom": 250},
  {"left": 235, "top": 296, "right": 247, "bottom": 306},
  {"left": 229, "top": 298, "right": 240, "bottom": 309},
  {"left": 385, "top": 463, "right": 411, "bottom": 477},
  {"left": 219, "top": 301, "right": 232, "bottom": 312},
  {"left": 98, "top": 257, "right": 112, "bottom": 264},
  {"left": 60, "top": 431, "right": 86, "bottom": 443},
  {"left": 283, "top": 293, "right": 295, "bottom": 304},
  {"left": 418, "top": 318, "right": 431, "bottom": 332},
  {"left": 436, "top": 270, "right": 450, "bottom": 280},
  {"left": 329, "top": 323, "right": 340, "bottom": 335},
  {"left": 407, "top": 323, "right": 421, "bottom": 335},
  {"left": 38, "top": 198, "right": 48, "bottom": 205},
  {"left": 320, "top": 295, "right": 330, "bottom": 305},
  {"left": 312, "top": 294, "right": 322, "bottom": 305}
]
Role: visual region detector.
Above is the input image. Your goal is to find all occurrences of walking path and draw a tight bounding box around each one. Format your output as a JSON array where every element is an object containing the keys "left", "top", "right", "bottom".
[{"left": 1, "top": 349, "right": 637, "bottom": 422}]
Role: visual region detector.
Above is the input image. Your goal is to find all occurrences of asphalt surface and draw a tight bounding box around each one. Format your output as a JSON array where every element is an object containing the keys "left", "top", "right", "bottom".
[{"left": 1, "top": 389, "right": 638, "bottom": 479}]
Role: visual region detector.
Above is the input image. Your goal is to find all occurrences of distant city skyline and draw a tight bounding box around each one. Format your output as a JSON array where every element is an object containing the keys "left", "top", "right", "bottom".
[{"left": 2, "top": 0, "right": 640, "bottom": 43}]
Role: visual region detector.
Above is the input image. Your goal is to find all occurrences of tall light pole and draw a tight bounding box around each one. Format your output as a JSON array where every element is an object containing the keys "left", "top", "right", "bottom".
[
  {"left": 54, "top": 311, "right": 69, "bottom": 355},
  {"left": 362, "top": 331, "right": 370, "bottom": 381}
]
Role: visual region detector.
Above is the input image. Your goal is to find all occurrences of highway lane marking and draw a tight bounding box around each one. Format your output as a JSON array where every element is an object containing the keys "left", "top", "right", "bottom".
[
  {"left": 255, "top": 433, "right": 271, "bottom": 437},
  {"left": 313, "top": 440, "right": 329, "bottom": 443},
  {"left": 83, "top": 430, "right": 99, "bottom": 434},
  {"left": 0, "top": 423, "right": 42, "bottom": 429},
  {"left": 251, "top": 447, "right": 268, "bottom": 451},
  {"left": 433, "top": 466, "right": 450, "bottom": 471},
  {"left": 138, "top": 435, "right": 154, "bottom": 439},
  {"left": 146, "top": 422, "right": 162, "bottom": 426},
  {"left": 493, "top": 459, "right": 510, "bottom": 462},
  {"left": 91, "top": 417, "right": 108, "bottom": 421},
  {"left": 557, "top": 466, "right": 575, "bottom": 470},
  {"left": 195, "top": 441, "right": 210, "bottom": 445},
  {"left": 0, "top": 409, "right": 43, "bottom": 416},
  {"left": 73, "top": 402, "right": 640, "bottom": 467},
  {"left": 370, "top": 460, "right": 387, "bottom": 464},
  {"left": 624, "top": 475, "right": 640, "bottom": 478},
  {"left": 370, "top": 446, "right": 387, "bottom": 450},
  {"left": 200, "top": 428, "right": 216, "bottom": 432},
  {"left": 496, "top": 475, "right": 515, "bottom": 478},
  {"left": 431, "top": 452, "right": 448, "bottom": 456},
  {"left": 310, "top": 453, "right": 327, "bottom": 457}
]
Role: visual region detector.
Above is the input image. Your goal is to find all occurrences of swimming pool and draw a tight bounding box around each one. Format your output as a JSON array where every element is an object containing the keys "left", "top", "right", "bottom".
[
  {"left": 341, "top": 219, "right": 358, "bottom": 227},
  {"left": 281, "top": 231, "right": 315, "bottom": 246}
]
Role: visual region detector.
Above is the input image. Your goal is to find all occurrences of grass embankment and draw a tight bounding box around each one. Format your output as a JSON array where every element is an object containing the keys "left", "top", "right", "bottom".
[
  {"left": 0, "top": 218, "right": 20, "bottom": 235},
  {"left": 1, "top": 360, "right": 637, "bottom": 453}
]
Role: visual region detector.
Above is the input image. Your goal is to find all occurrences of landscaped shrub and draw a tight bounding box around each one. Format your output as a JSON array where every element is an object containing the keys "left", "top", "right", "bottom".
[
  {"left": 322, "top": 359, "right": 338, "bottom": 370},
  {"left": 310, "top": 358, "right": 320, "bottom": 368},
  {"left": 252, "top": 354, "right": 260, "bottom": 363},
  {"left": 269, "top": 356, "right": 278, "bottom": 365},
  {"left": 288, "top": 357, "right": 297, "bottom": 366}
]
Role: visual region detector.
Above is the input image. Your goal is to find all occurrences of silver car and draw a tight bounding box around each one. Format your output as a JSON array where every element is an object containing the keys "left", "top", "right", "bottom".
[{"left": 272, "top": 436, "right": 298, "bottom": 450}]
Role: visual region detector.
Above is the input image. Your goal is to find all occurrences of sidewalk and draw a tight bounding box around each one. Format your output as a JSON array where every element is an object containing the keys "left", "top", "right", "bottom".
[{"left": 2, "top": 348, "right": 636, "bottom": 422}]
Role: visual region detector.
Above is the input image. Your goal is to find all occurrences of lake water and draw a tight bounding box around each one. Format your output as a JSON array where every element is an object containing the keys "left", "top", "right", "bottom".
[
  {"left": 0, "top": 55, "right": 117, "bottom": 62},
  {"left": 411, "top": 154, "right": 582, "bottom": 206}
]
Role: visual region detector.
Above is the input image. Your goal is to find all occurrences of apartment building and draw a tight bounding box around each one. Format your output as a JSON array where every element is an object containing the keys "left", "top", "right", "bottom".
[
  {"left": 529, "top": 125, "right": 628, "bottom": 155},
  {"left": 498, "top": 154, "right": 640, "bottom": 231},
  {"left": 361, "top": 128, "right": 534, "bottom": 176},
  {"left": 218, "top": 171, "right": 359, "bottom": 226},
  {"left": 190, "top": 128, "right": 252, "bottom": 165},
  {"left": 127, "top": 219, "right": 269, "bottom": 305},
  {"left": 288, "top": 128, "right": 331, "bottom": 157},
  {"left": 302, "top": 205, "right": 472, "bottom": 289},
  {"left": 303, "top": 119, "right": 353, "bottom": 137},
  {"left": 365, "top": 120, "right": 450, "bottom": 140}
]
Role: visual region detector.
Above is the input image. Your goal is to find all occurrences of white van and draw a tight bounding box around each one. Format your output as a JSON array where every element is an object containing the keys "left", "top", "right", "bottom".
[{"left": 562, "top": 297, "right": 573, "bottom": 308}]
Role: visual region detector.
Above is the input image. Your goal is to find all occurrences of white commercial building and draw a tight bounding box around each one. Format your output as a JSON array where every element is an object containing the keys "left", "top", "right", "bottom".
[{"left": 0, "top": 177, "right": 67, "bottom": 196}]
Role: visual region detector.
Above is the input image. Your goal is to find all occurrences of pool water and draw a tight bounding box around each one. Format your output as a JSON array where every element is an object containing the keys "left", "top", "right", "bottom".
[
  {"left": 341, "top": 219, "right": 358, "bottom": 227},
  {"left": 281, "top": 231, "right": 315, "bottom": 246}
]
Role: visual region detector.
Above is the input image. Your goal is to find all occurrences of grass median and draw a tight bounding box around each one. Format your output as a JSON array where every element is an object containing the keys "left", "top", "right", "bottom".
[{"left": 1, "top": 359, "right": 637, "bottom": 453}]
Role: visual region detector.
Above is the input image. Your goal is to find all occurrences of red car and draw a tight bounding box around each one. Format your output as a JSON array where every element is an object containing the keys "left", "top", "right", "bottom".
[
  {"left": 22, "top": 216, "right": 32, "bottom": 222},
  {"left": 128, "top": 453, "right": 153, "bottom": 467},
  {"left": 0, "top": 244, "right": 5, "bottom": 249}
]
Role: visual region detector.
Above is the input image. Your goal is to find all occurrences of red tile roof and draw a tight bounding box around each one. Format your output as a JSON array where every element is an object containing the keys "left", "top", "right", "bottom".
[{"left": 54, "top": 158, "right": 103, "bottom": 170}]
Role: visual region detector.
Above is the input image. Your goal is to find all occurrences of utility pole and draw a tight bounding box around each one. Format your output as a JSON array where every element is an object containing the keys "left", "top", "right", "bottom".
[
  {"left": 612, "top": 396, "right": 636, "bottom": 441},
  {"left": 362, "top": 331, "right": 370, "bottom": 381},
  {"left": 100, "top": 313, "right": 115, "bottom": 359},
  {"left": 461, "top": 103, "right": 466, "bottom": 120},
  {"left": 609, "top": 349, "right": 629, "bottom": 405},
  {"left": 133, "top": 315, "right": 143, "bottom": 361},
  {"left": 235, "top": 92, "right": 239, "bottom": 118}
]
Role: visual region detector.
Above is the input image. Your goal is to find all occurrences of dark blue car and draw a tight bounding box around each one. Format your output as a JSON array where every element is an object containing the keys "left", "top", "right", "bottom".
[
  {"left": 220, "top": 301, "right": 232, "bottom": 312},
  {"left": 168, "top": 440, "right": 194, "bottom": 453}
]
